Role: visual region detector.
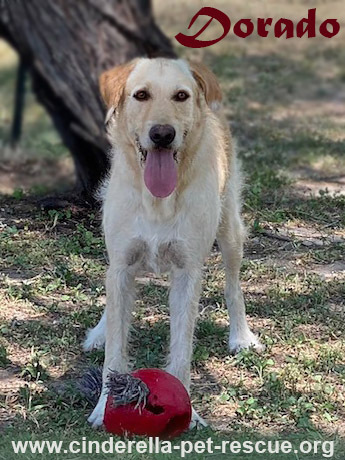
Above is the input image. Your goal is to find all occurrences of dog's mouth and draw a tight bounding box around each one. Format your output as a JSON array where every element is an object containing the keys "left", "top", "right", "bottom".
[
  {"left": 135, "top": 136, "right": 178, "bottom": 199},
  {"left": 135, "top": 137, "right": 178, "bottom": 164}
]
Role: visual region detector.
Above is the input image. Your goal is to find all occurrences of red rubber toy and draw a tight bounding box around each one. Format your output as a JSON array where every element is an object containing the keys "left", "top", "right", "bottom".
[{"left": 103, "top": 368, "right": 192, "bottom": 439}]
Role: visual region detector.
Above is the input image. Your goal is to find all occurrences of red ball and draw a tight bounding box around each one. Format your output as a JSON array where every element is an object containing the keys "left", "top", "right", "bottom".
[{"left": 104, "top": 369, "right": 191, "bottom": 439}]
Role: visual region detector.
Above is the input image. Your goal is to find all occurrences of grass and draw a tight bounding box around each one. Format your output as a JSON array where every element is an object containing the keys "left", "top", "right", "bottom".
[{"left": 1, "top": 0, "right": 345, "bottom": 458}]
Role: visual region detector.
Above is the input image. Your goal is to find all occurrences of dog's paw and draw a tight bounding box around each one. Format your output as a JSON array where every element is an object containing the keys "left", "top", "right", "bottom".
[
  {"left": 229, "top": 329, "right": 264, "bottom": 355},
  {"left": 83, "top": 326, "right": 106, "bottom": 352},
  {"left": 189, "top": 407, "right": 208, "bottom": 430},
  {"left": 88, "top": 394, "right": 107, "bottom": 428}
]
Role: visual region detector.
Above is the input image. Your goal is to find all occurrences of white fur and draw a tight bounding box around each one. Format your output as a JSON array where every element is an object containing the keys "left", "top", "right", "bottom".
[
  {"left": 83, "top": 312, "right": 106, "bottom": 351},
  {"left": 84, "top": 58, "right": 262, "bottom": 429}
]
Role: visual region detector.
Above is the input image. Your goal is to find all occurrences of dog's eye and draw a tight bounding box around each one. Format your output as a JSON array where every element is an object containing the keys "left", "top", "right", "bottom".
[
  {"left": 134, "top": 90, "right": 149, "bottom": 101},
  {"left": 174, "top": 91, "right": 189, "bottom": 102}
]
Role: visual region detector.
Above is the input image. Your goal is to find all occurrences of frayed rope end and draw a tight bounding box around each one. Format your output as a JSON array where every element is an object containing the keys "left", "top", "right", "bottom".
[{"left": 78, "top": 367, "right": 150, "bottom": 410}]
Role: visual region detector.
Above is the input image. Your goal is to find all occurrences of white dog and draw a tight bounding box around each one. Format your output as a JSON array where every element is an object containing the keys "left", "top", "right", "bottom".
[{"left": 84, "top": 58, "right": 263, "bottom": 428}]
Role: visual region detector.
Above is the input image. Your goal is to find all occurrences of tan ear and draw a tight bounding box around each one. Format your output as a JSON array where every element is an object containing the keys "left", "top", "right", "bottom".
[
  {"left": 99, "top": 61, "right": 136, "bottom": 109},
  {"left": 189, "top": 61, "right": 222, "bottom": 107}
]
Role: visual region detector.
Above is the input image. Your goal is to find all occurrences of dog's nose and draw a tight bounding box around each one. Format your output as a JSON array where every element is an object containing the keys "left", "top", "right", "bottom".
[{"left": 149, "top": 124, "right": 176, "bottom": 147}]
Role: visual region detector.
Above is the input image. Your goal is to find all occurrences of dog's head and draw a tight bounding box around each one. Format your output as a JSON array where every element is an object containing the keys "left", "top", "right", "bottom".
[{"left": 99, "top": 58, "right": 222, "bottom": 198}]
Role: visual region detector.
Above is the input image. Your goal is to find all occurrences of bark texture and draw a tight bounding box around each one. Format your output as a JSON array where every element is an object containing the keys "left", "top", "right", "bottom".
[{"left": 0, "top": 0, "right": 176, "bottom": 200}]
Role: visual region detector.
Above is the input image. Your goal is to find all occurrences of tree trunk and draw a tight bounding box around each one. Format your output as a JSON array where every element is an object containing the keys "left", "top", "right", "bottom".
[{"left": 0, "top": 0, "right": 176, "bottom": 202}]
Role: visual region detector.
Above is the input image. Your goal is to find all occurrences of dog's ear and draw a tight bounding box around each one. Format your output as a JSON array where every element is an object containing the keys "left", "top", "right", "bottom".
[
  {"left": 189, "top": 61, "right": 222, "bottom": 109},
  {"left": 99, "top": 61, "right": 136, "bottom": 110}
]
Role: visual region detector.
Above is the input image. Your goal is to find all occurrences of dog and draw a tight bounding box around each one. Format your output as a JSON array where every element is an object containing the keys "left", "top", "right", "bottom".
[{"left": 84, "top": 58, "right": 263, "bottom": 428}]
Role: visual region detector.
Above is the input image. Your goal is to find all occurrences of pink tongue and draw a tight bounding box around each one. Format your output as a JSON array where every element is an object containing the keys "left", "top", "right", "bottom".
[{"left": 144, "top": 149, "right": 177, "bottom": 198}]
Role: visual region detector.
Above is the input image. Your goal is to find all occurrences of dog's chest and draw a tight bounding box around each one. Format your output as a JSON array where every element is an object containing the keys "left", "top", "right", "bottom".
[
  {"left": 125, "top": 209, "right": 188, "bottom": 273},
  {"left": 105, "top": 183, "right": 218, "bottom": 274},
  {"left": 125, "top": 236, "right": 186, "bottom": 274}
]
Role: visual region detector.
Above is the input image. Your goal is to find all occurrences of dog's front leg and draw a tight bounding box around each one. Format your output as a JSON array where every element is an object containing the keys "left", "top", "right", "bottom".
[
  {"left": 88, "top": 266, "right": 135, "bottom": 428},
  {"left": 217, "top": 222, "right": 263, "bottom": 354},
  {"left": 165, "top": 267, "right": 207, "bottom": 428}
]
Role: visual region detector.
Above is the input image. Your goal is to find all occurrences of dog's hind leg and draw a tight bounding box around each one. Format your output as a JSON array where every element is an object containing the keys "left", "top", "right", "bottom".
[
  {"left": 88, "top": 266, "right": 135, "bottom": 427},
  {"left": 83, "top": 311, "right": 106, "bottom": 351},
  {"left": 217, "top": 183, "right": 263, "bottom": 354}
]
